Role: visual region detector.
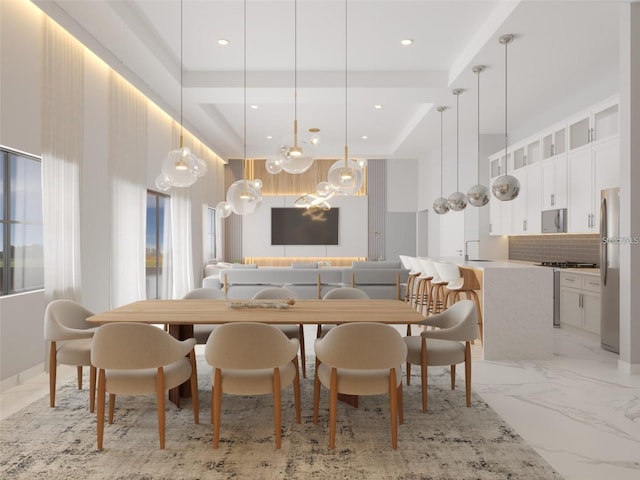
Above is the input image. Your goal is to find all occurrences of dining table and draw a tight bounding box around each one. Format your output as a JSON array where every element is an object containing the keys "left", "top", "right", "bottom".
[{"left": 88, "top": 298, "right": 426, "bottom": 405}]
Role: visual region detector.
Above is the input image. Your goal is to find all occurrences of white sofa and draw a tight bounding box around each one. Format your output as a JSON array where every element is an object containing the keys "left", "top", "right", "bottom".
[{"left": 203, "top": 261, "right": 409, "bottom": 300}]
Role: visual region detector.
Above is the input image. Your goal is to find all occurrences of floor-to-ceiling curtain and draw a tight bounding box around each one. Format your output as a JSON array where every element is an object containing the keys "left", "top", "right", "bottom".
[
  {"left": 41, "top": 17, "right": 84, "bottom": 303},
  {"left": 108, "top": 72, "right": 147, "bottom": 307}
]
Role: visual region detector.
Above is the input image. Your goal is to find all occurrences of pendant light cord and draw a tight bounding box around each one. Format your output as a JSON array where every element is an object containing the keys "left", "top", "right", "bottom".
[
  {"left": 243, "top": 0, "right": 247, "bottom": 164},
  {"left": 504, "top": 38, "right": 508, "bottom": 175},
  {"left": 456, "top": 92, "right": 460, "bottom": 192},
  {"left": 294, "top": 0, "right": 298, "bottom": 125},
  {"left": 180, "top": 0, "right": 183, "bottom": 139},
  {"left": 477, "top": 68, "right": 480, "bottom": 185},
  {"left": 440, "top": 108, "right": 444, "bottom": 196},
  {"left": 344, "top": 0, "right": 348, "bottom": 164}
]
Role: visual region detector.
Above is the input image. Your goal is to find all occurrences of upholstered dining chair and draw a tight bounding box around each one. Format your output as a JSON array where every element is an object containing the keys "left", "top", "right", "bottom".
[
  {"left": 313, "top": 322, "right": 407, "bottom": 449},
  {"left": 403, "top": 299, "right": 478, "bottom": 413},
  {"left": 252, "top": 287, "right": 306, "bottom": 378},
  {"left": 317, "top": 287, "right": 370, "bottom": 337},
  {"left": 182, "top": 287, "right": 227, "bottom": 344},
  {"left": 204, "top": 322, "right": 301, "bottom": 449},
  {"left": 44, "top": 299, "right": 98, "bottom": 412},
  {"left": 91, "top": 322, "right": 199, "bottom": 450}
]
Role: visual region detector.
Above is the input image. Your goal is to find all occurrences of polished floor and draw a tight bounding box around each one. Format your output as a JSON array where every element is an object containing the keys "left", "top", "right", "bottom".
[{"left": 1, "top": 326, "right": 639, "bottom": 480}]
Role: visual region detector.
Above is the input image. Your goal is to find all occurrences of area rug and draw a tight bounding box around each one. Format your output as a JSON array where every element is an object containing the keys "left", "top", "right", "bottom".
[{"left": 0, "top": 358, "right": 562, "bottom": 480}]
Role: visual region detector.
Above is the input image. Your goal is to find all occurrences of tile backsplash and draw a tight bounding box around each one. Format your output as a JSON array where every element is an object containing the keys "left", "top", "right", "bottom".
[{"left": 509, "top": 234, "right": 600, "bottom": 265}]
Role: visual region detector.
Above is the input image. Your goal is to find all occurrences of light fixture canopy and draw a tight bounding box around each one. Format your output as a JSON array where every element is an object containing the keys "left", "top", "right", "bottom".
[
  {"left": 467, "top": 65, "right": 490, "bottom": 207},
  {"left": 433, "top": 106, "right": 450, "bottom": 215},
  {"left": 447, "top": 88, "right": 468, "bottom": 211},
  {"left": 492, "top": 34, "right": 520, "bottom": 202}
]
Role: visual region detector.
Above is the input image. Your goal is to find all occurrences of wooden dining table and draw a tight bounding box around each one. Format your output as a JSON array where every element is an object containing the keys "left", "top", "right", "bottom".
[{"left": 88, "top": 298, "right": 426, "bottom": 405}]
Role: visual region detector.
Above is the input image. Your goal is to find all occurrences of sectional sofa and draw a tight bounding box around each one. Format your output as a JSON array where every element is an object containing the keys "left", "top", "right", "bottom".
[{"left": 202, "top": 261, "right": 409, "bottom": 300}]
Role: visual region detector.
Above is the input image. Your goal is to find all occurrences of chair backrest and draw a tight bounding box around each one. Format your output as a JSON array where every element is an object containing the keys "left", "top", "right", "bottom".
[
  {"left": 398, "top": 255, "right": 411, "bottom": 270},
  {"left": 44, "top": 299, "right": 95, "bottom": 341},
  {"left": 252, "top": 286, "right": 296, "bottom": 300},
  {"left": 432, "top": 261, "right": 461, "bottom": 283},
  {"left": 183, "top": 288, "right": 226, "bottom": 299},
  {"left": 205, "top": 322, "right": 298, "bottom": 369},
  {"left": 91, "top": 322, "right": 195, "bottom": 370},
  {"left": 315, "top": 322, "right": 407, "bottom": 370},
  {"left": 421, "top": 300, "right": 478, "bottom": 342},
  {"left": 418, "top": 257, "right": 439, "bottom": 280},
  {"left": 323, "top": 287, "right": 370, "bottom": 300}
]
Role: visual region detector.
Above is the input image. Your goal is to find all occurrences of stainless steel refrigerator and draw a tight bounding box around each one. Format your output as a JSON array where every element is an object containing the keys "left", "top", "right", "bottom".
[{"left": 600, "top": 188, "right": 620, "bottom": 353}]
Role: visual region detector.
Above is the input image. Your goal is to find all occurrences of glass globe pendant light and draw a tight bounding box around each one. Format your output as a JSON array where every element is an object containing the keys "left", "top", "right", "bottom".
[
  {"left": 155, "top": 0, "right": 206, "bottom": 191},
  {"left": 492, "top": 34, "right": 520, "bottom": 202},
  {"left": 327, "top": 0, "right": 365, "bottom": 196},
  {"left": 467, "top": 65, "right": 490, "bottom": 207},
  {"left": 224, "top": 0, "right": 262, "bottom": 216},
  {"left": 276, "top": 0, "right": 315, "bottom": 174},
  {"left": 432, "top": 106, "right": 450, "bottom": 215},
  {"left": 447, "top": 89, "right": 468, "bottom": 211}
]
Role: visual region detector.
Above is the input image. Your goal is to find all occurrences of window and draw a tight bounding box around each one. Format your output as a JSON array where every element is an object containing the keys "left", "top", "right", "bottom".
[
  {"left": 205, "top": 206, "right": 216, "bottom": 261},
  {"left": 0, "top": 147, "right": 44, "bottom": 296},
  {"left": 146, "top": 191, "right": 170, "bottom": 299}
]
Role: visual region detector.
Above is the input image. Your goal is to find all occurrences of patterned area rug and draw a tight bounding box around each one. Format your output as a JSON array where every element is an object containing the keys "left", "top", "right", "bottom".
[{"left": 0, "top": 357, "right": 562, "bottom": 480}]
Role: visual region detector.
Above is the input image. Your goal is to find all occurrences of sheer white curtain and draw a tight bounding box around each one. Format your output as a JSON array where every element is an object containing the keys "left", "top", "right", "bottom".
[
  {"left": 41, "top": 18, "right": 84, "bottom": 303},
  {"left": 108, "top": 72, "right": 147, "bottom": 307}
]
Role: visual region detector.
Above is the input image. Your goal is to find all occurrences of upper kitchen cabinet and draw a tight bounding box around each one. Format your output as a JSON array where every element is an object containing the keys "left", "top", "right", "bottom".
[
  {"left": 488, "top": 151, "right": 512, "bottom": 236},
  {"left": 568, "top": 96, "right": 619, "bottom": 153},
  {"left": 542, "top": 125, "right": 567, "bottom": 161},
  {"left": 510, "top": 162, "right": 542, "bottom": 235},
  {"left": 541, "top": 122, "right": 568, "bottom": 210},
  {"left": 513, "top": 138, "right": 541, "bottom": 171}
]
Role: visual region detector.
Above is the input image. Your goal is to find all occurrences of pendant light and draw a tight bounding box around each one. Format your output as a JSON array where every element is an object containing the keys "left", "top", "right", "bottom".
[
  {"left": 447, "top": 89, "right": 468, "bottom": 211},
  {"left": 327, "top": 0, "right": 365, "bottom": 196},
  {"left": 491, "top": 34, "right": 520, "bottom": 202},
  {"left": 467, "top": 65, "right": 490, "bottom": 207},
  {"left": 433, "top": 106, "right": 450, "bottom": 215},
  {"left": 273, "top": 0, "right": 315, "bottom": 174},
  {"left": 222, "top": 0, "right": 262, "bottom": 216},
  {"left": 155, "top": 0, "right": 206, "bottom": 191}
]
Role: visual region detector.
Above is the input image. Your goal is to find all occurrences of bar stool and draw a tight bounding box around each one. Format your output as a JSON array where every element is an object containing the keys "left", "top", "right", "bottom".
[
  {"left": 409, "top": 257, "right": 431, "bottom": 312},
  {"left": 433, "top": 261, "right": 483, "bottom": 343},
  {"left": 399, "top": 255, "right": 420, "bottom": 305},
  {"left": 419, "top": 258, "right": 447, "bottom": 316}
]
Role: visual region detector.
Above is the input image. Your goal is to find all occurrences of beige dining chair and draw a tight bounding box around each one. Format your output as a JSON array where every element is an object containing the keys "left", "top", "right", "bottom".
[
  {"left": 182, "top": 287, "right": 227, "bottom": 344},
  {"left": 403, "top": 299, "right": 478, "bottom": 413},
  {"left": 313, "top": 322, "right": 407, "bottom": 449},
  {"left": 44, "top": 299, "right": 98, "bottom": 412},
  {"left": 204, "top": 322, "right": 301, "bottom": 449},
  {"left": 91, "top": 322, "right": 199, "bottom": 450},
  {"left": 317, "top": 287, "right": 370, "bottom": 337},
  {"left": 252, "top": 287, "right": 307, "bottom": 378}
]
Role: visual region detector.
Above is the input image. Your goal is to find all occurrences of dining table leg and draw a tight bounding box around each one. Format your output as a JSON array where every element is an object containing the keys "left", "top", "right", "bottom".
[{"left": 167, "top": 324, "right": 195, "bottom": 407}]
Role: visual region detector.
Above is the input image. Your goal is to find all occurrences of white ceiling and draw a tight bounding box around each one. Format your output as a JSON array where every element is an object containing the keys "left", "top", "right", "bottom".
[{"left": 33, "top": 0, "right": 621, "bottom": 162}]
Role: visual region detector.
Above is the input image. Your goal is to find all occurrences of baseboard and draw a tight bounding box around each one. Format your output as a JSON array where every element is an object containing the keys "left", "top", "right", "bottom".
[{"left": 0, "top": 362, "right": 45, "bottom": 393}]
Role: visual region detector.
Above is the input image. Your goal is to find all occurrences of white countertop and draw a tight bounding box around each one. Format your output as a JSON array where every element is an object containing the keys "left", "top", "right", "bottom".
[{"left": 438, "top": 258, "right": 541, "bottom": 269}]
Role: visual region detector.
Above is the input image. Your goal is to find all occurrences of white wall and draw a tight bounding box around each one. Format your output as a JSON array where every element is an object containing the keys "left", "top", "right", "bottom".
[
  {"left": 0, "top": 1, "right": 226, "bottom": 383},
  {"left": 242, "top": 196, "right": 368, "bottom": 258}
]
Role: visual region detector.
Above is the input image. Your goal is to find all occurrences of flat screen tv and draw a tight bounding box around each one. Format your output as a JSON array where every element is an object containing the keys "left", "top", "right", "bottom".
[{"left": 271, "top": 207, "right": 339, "bottom": 246}]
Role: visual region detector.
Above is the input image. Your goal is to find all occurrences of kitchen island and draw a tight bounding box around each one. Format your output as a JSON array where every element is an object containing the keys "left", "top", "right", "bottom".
[{"left": 439, "top": 258, "right": 554, "bottom": 361}]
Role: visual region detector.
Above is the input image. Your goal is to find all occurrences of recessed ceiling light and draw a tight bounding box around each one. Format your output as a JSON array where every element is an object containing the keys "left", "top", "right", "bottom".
[
  {"left": 266, "top": 135, "right": 273, "bottom": 140},
  {"left": 362, "top": 135, "right": 368, "bottom": 140},
  {"left": 217, "top": 39, "right": 230, "bottom": 46},
  {"left": 400, "top": 39, "right": 414, "bottom": 46},
  {"left": 250, "top": 105, "right": 259, "bottom": 109},
  {"left": 374, "top": 104, "right": 383, "bottom": 109}
]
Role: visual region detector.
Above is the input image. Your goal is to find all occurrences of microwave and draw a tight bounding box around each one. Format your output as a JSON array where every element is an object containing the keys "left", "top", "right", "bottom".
[{"left": 541, "top": 208, "right": 567, "bottom": 233}]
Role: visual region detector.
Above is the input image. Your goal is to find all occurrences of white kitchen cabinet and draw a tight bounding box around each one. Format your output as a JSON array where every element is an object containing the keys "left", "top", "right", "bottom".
[
  {"left": 568, "top": 136, "right": 619, "bottom": 232},
  {"left": 568, "top": 96, "right": 619, "bottom": 153},
  {"left": 542, "top": 125, "right": 567, "bottom": 161},
  {"left": 559, "top": 271, "right": 601, "bottom": 335},
  {"left": 510, "top": 163, "right": 541, "bottom": 235},
  {"left": 488, "top": 152, "right": 512, "bottom": 236},
  {"left": 541, "top": 156, "right": 567, "bottom": 210}
]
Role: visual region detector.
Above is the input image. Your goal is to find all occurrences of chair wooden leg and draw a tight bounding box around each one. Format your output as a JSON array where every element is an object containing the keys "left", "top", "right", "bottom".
[
  {"left": 421, "top": 338, "right": 428, "bottom": 413},
  {"left": 293, "top": 358, "right": 301, "bottom": 424},
  {"left": 389, "top": 369, "right": 398, "bottom": 449},
  {"left": 49, "top": 342, "right": 57, "bottom": 408},
  {"left": 189, "top": 350, "right": 200, "bottom": 424},
  {"left": 329, "top": 368, "right": 338, "bottom": 449},
  {"left": 156, "top": 367, "right": 166, "bottom": 449},
  {"left": 450, "top": 365, "right": 456, "bottom": 390},
  {"left": 298, "top": 325, "right": 306, "bottom": 379},
  {"left": 108, "top": 394, "right": 116, "bottom": 424},
  {"left": 89, "top": 365, "right": 96, "bottom": 413},
  {"left": 97, "top": 369, "right": 106, "bottom": 450},
  {"left": 77, "top": 366, "right": 83, "bottom": 390},
  {"left": 406, "top": 361, "right": 411, "bottom": 386},
  {"left": 213, "top": 369, "right": 222, "bottom": 449},
  {"left": 313, "top": 360, "right": 321, "bottom": 424},
  {"left": 397, "top": 382, "right": 404, "bottom": 425},
  {"left": 465, "top": 342, "right": 472, "bottom": 407},
  {"left": 273, "top": 367, "right": 282, "bottom": 449},
  {"left": 469, "top": 290, "right": 483, "bottom": 343}
]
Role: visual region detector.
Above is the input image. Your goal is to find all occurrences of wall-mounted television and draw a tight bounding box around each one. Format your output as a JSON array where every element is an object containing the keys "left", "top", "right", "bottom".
[{"left": 271, "top": 207, "right": 339, "bottom": 246}]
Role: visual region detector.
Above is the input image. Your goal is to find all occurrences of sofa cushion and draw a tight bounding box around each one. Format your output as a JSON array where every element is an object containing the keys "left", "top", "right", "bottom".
[{"left": 291, "top": 262, "right": 318, "bottom": 269}]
